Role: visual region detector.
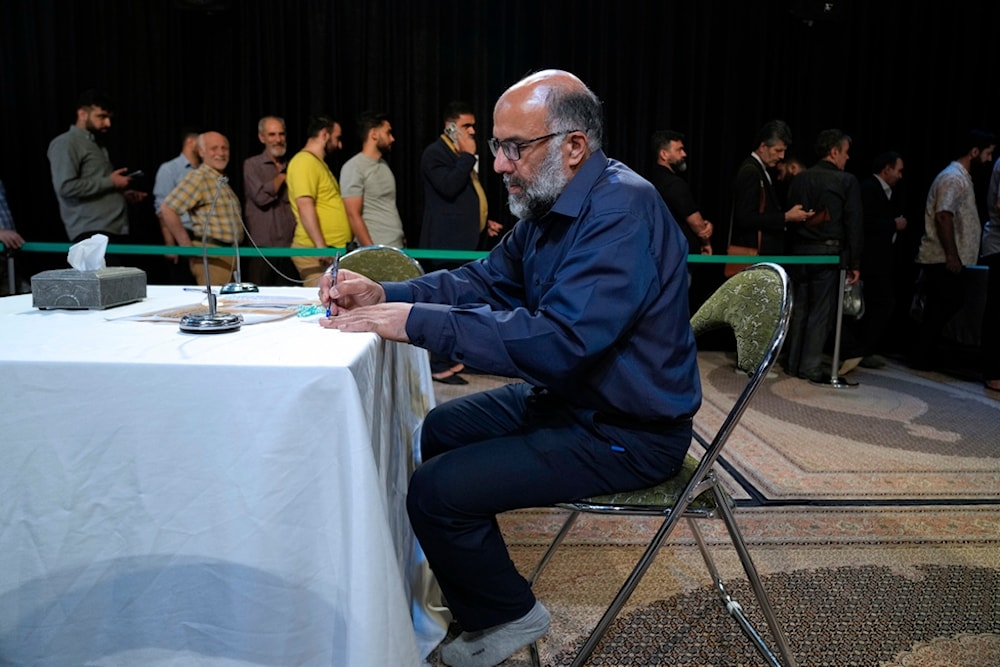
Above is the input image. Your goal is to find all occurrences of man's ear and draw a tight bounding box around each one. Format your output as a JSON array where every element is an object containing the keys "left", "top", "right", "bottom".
[{"left": 566, "top": 131, "right": 589, "bottom": 166}]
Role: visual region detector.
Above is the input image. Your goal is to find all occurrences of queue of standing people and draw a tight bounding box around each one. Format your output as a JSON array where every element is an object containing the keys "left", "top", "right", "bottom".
[
  {"left": 34, "top": 88, "right": 1000, "bottom": 394},
  {"left": 42, "top": 89, "right": 429, "bottom": 290},
  {"left": 649, "top": 120, "right": 998, "bottom": 392}
]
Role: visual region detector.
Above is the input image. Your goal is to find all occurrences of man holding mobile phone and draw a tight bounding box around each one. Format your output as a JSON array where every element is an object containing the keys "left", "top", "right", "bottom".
[
  {"left": 47, "top": 89, "right": 147, "bottom": 248},
  {"left": 418, "top": 100, "right": 502, "bottom": 383}
]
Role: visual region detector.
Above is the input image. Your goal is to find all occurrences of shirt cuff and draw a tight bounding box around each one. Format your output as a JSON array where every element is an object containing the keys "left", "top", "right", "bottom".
[
  {"left": 382, "top": 282, "right": 415, "bottom": 303},
  {"left": 404, "top": 303, "right": 455, "bottom": 354}
]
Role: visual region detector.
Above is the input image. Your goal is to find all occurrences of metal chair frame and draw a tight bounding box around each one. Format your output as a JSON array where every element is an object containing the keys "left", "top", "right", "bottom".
[{"left": 529, "top": 262, "right": 797, "bottom": 667}]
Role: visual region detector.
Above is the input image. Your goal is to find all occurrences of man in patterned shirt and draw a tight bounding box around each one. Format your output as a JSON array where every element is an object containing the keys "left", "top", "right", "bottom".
[
  {"left": 911, "top": 129, "right": 996, "bottom": 370},
  {"left": 160, "top": 131, "right": 244, "bottom": 286}
]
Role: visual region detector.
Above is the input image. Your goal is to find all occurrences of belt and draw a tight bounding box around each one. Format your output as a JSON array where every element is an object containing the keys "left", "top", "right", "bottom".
[
  {"left": 595, "top": 413, "right": 693, "bottom": 435},
  {"left": 204, "top": 236, "right": 235, "bottom": 246}
]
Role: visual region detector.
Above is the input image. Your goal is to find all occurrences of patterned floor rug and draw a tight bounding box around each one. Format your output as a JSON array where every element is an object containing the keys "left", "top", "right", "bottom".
[
  {"left": 689, "top": 351, "right": 999, "bottom": 502},
  {"left": 426, "top": 508, "right": 1000, "bottom": 667},
  {"left": 427, "top": 357, "right": 1000, "bottom": 666}
]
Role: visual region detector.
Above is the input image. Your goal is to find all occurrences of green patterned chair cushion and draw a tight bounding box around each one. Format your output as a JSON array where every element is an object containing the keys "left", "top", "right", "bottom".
[
  {"left": 339, "top": 245, "right": 424, "bottom": 282},
  {"left": 570, "top": 453, "right": 718, "bottom": 512}
]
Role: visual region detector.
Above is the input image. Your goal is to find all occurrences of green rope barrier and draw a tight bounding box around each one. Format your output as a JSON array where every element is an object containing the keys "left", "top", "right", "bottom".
[{"left": 4, "top": 241, "right": 838, "bottom": 264}]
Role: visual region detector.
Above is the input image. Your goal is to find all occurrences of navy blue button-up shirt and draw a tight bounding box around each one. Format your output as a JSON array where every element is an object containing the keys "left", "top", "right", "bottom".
[{"left": 385, "top": 150, "right": 701, "bottom": 423}]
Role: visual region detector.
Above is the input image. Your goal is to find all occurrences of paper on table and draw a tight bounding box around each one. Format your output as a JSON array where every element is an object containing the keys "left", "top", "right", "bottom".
[{"left": 114, "top": 294, "right": 316, "bottom": 325}]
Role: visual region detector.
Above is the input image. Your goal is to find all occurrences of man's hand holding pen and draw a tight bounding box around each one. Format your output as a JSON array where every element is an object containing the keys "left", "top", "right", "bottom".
[{"left": 317, "top": 264, "right": 412, "bottom": 342}]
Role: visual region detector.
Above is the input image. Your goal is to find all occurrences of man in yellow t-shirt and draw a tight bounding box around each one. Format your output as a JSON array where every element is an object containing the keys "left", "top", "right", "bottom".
[{"left": 286, "top": 116, "right": 351, "bottom": 286}]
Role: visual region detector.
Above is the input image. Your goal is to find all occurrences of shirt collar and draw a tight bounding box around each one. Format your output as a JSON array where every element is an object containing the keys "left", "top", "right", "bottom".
[
  {"left": 69, "top": 124, "right": 96, "bottom": 142},
  {"left": 874, "top": 173, "right": 892, "bottom": 198},
  {"left": 750, "top": 152, "right": 772, "bottom": 183},
  {"left": 548, "top": 150, "right": 608, "bottom": 220}
]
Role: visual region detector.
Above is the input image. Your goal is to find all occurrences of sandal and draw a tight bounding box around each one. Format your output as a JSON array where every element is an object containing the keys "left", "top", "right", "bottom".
[{"left": 433, "top": 364, "right": 468, "bottom": 385}]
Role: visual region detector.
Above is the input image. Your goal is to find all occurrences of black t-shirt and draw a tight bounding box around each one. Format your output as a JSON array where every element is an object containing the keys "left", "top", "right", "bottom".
[{"left": 648, "top": 164, "right": 700, "bottom": 252}]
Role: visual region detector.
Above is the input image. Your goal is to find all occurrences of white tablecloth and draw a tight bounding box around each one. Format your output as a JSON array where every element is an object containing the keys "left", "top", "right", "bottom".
[{"left": 0, "top": 286, "right": 445, "bottom": 666}]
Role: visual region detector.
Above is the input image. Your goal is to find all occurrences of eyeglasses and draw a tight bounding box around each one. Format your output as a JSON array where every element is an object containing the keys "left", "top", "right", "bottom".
[{"left": 487, "top": 130, "right": 580, "bottom": 161}]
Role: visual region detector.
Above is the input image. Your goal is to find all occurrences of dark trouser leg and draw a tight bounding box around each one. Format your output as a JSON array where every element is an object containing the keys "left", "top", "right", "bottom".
[
  {"left": 787, "top": 264, "right": 837, "bottom": 378},
  {"left": 410, "top": 383, "right": 690, "bottom": 631},
  {"left": 981, "top": 254, "right": 1000, "bottom": 381},
  {"left": 798, "top": 267, "right": 838, "bottom": 377},
  {"left": 857, "top": 270, "right": 895, "bottom": 357},
  {"left": 911, "top": 264, "right": 965, "bottom": 367}
]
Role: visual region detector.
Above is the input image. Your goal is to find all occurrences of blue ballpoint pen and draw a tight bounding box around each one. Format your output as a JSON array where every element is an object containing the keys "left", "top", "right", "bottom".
[{"left": 325, "top": 253, "right": 340, "bottom": 317}]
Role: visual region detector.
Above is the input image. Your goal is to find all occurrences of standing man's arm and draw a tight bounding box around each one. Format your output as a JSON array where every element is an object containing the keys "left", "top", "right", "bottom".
[
  {"left": 295, "top": 196, "right": 333, "bottom": 265},
  {"left": 343, "top": 196, "right": 374, "bottom": 246},
  {"left": 153, "top": 165, "right": 180, "bottom": 255},
  {"left": 685, "top": 212, "right": 713, "bottom": 254},
  {"left": 48, "top": 138, "right": 129, "bottom": 200},
  {"left": 159, "top": 203, "right": 193, "bottom": 249},
  {"left": 245, "top": 158, "right": 284, "bottom": 209},
  {"left": 843, "top": 177, "right": 864, "bottom": 285},
  {"left": 934, "top": 210, "right": 962, "bottom": 273}
]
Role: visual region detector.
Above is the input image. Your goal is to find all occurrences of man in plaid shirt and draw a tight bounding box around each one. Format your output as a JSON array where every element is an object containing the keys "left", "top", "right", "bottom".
[{"left": 161, "top": 131, "right": 244, "bottom": 286}]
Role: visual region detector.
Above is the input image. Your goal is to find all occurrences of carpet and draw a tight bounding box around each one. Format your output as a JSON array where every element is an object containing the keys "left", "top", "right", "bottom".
[
  {"left": 421, "top": 507, "right": 1000, "bottom": 666},
  {"left": 427, "top": 358, "right": 1000, "bottom": 666},
  {"left": 697, "top": 351, "right": 1000, "bottom": 502}
]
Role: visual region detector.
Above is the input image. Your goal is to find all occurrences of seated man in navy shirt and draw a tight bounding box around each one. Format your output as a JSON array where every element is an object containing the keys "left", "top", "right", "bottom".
[{"left": 319, "top": 69, "right": 701, "bottom": 667}]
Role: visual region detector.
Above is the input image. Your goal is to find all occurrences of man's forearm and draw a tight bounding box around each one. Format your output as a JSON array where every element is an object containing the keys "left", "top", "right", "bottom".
[
  {"left": 934, "top": 211, "right": 958, "bottom": 258},
  {"left": 160, "top": 206, "right": 192, "bottom": 246}
]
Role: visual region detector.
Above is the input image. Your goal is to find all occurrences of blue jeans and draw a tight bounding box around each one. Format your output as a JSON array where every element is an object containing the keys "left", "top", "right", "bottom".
[{"left": 408, "top": 382, "right": 691, "bottom": 630}]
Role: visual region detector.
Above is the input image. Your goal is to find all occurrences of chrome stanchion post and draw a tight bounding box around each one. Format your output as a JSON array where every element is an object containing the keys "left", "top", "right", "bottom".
[
  {"left": 818, "top": 266, "right": 857, "bottom": 388},
  {"left": 6, "top": 253, "right": 14, "bottom": 295}
]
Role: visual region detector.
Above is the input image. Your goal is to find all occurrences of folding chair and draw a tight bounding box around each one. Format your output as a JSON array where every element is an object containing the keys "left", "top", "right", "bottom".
[
  {"left": 338, "top": 245, "right": 424, "bottom": 282},
  {"left": 529, "top": 262, "right": 796, "bottom": 667}
]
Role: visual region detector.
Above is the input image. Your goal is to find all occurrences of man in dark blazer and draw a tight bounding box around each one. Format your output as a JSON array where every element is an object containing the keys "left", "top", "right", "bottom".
[
  {"left": 785, "top": 129, "right": 864, "bottom": 382},
  {"left": 730, "top": 119, "right": 813, "bottom": 255},
  {"left": 840, "top": 151, "right": 907, "bottom": 370},
  {"left": 419, "top": 101, "right": 500, "bottom": 270},
  {"left": 418, "top": 100, "right": 500, "bottom": 383}
]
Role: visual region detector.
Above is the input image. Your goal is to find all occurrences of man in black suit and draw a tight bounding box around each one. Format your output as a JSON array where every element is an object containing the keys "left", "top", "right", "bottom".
[
  {"left": 730, "top": 119, "right": 813, "bottom": 256},
  {"left": 840, "top": 152, "right": 907, "bottom": 372}
]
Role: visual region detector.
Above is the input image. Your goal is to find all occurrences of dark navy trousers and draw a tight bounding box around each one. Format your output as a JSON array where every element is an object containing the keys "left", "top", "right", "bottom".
[{"left": 407, "top": 382, "right": 691, "bottom": 631}]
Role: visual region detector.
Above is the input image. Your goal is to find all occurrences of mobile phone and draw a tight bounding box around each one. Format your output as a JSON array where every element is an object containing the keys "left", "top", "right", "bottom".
[
  {"left": 126, "top": 169, "right": 144, "bottom": 178},
  {"left": 444, "top": 122, "right": 460, "bottom": 144}
]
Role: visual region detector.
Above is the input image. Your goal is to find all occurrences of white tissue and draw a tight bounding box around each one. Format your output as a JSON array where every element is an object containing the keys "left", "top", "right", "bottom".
[{"left": 67, "top": 234, "right": 108, "bottom": 271}]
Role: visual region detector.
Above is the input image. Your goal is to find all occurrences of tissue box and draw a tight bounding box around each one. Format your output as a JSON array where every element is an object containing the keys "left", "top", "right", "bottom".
[{"left": 32, "top": 267, "right": 147, "bottom": 310}]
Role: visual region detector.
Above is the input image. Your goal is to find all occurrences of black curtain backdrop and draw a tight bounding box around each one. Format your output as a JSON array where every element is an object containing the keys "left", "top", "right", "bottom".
[{"left": 2, "top": 0, "right": 997, "bottom": 290}]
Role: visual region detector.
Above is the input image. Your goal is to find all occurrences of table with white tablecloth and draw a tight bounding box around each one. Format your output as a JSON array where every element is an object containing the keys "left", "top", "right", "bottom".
[{"left": 0, "top": 286, "right": 446, "bottom": 666}]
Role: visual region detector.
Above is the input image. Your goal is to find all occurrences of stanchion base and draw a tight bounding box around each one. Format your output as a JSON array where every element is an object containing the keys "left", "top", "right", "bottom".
[
  {"left": 810, "top": 374, "right": 859, "bottom": 388},
  {"left": 220, "top": 281, "right": 259, "bottom": 294}
]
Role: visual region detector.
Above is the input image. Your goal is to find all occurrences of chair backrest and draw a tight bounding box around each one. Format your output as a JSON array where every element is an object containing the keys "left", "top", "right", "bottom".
[
  {"left": 338, "top": 245, "right": 424, "bottom": 282},
  {"left": 690, "top": 262, "right": 791, "bottom": 376},
  {"left": 688, "top": 261, "right": 791, "bottom": 479}
]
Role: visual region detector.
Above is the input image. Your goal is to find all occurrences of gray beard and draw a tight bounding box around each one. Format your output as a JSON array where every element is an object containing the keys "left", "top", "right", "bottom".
[{"left": 506, "top": 142, "right": 570, "bottom": 219}]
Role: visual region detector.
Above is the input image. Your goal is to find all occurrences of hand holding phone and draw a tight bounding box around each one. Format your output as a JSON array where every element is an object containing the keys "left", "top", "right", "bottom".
[{"left": 444, "top": 122, "right": 460, "bottom": 144}]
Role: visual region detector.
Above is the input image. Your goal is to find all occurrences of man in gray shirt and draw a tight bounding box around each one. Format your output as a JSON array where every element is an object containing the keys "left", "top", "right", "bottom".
[
  {"left": 340, "top": 111, "right": 406, "bottom": 247},
  {"left": 47, "top": 89, "right": 146, "bottom": 244}
]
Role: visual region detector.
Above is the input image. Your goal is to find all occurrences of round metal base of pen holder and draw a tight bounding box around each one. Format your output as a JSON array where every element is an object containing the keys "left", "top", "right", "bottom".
[{"left": 179, "top": 310, "right": 243, "bottom": 334}]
